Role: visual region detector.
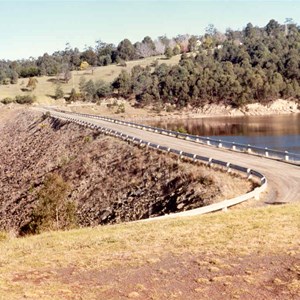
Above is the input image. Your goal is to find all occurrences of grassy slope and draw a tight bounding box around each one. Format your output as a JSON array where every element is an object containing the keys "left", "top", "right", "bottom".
[
  {"left": 0, "top": 204, "right": 299, "bottom": 299},
  {"left": 0, "top": 55, "right": 181, "bottom": 104}
]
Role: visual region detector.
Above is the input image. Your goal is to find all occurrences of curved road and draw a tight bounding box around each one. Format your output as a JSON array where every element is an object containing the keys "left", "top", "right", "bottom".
[{"left": 40, "top": 108, "right": 300, "bottom": 205}]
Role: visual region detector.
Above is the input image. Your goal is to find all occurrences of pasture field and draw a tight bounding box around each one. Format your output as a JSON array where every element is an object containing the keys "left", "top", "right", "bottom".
[{"left": 0, "top": 55, "right": 181, "bottom": 104}]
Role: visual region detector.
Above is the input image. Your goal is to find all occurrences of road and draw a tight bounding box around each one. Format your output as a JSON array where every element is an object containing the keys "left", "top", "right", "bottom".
[{"left": 40, "top": 108, "right": 300, "bottom": 205}]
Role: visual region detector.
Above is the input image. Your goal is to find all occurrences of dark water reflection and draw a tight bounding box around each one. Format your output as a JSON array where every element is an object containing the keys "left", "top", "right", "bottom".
[{"left": 150, "top": 114, "right": 300, "bottom": 154}]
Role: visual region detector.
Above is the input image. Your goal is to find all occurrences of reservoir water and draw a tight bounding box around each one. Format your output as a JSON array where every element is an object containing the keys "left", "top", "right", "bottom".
[{"left": 150, "top": 114, "right": 300, "bottom": 154}]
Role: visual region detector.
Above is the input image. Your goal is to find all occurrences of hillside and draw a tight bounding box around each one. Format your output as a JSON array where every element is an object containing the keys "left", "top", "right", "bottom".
[
  {"left": 0, "top": 107, "right": 250, "bottom": 234},
  {"left": 0, "top": 55, "right": 180, "bottom": 104},
  {"left": 0, "top": 204, "right": 299, "bottom": 299}
]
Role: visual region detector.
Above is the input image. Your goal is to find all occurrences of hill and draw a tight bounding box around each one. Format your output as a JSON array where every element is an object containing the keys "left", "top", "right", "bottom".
[{"left": 0, "top": 55, "right": 180, "bottom": 104}]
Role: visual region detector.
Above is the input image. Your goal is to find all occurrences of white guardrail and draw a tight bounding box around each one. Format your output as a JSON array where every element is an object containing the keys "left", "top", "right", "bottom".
[
  {"left": 47, "top": 110, "right": 268, "bottom": 219},
  {"left": 53, "top": 109, "right": 300, "bottom": 164}
]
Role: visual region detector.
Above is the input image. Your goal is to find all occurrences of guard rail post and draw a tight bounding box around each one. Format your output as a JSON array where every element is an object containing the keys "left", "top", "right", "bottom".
[
  {"left": 247, "top": 144, "right": 252, "bottom": 153},
  {"left": 285, "top": 151, "right": 289, "bottom": 161},
  {"left": 265, "top": 147, "right": 269, "bottom": 157}
]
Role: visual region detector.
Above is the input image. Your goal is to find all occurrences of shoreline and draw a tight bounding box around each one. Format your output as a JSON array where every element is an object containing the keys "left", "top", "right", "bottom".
[
  {"left": 122, "top": 99, "right": 300, "bottom": 122},
  {"left": 2, "top": 98, "right": 299, "bottom": 122}
]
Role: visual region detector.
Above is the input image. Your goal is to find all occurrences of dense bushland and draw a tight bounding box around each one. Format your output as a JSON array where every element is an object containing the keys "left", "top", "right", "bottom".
[{"left": 112, "top": 21, "right": 300, "bottom": 107}]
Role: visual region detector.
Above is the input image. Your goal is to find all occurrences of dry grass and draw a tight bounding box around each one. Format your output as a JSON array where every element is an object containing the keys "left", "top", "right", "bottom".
[
  {"left": 0, "top": 204, "right": 299, "bottom": 299},
  {"left": 0, "top": 55, "right": 180, "bottom": 105}
]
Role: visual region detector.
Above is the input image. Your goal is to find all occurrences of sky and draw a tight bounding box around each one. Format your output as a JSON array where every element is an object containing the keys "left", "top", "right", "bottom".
[{"left": 0, "top": 0, "right": 299, "bottom": 60}]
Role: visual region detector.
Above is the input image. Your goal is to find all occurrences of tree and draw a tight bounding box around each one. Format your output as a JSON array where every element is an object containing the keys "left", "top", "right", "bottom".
[
  {"left": 95, "top": 80, "right": 112, "bottom": 98},
  {"left": 27, "top": 77, "right": 38, "bottom": 90},
  {"left": 265, "top": 19, "right": 281, "bottom": 36},
  {"left": 188, "top": 36, "right": 198, "bottom": 52},
  {"left": 10, "top": 70, "right": 18, "bottom": 84},
  {"left": 28, "top": 174, "right": 76, "bottom": 234},
  {"left": 135, "top": 38, "right": 156, "bottom": 58},
  {"left": 244, "top": 23, "right": 255, "bottom": 38},
  {"left": 117, "top": 38, "right": 136, "bottom": 61},
  {"left": 54, "top": 85, "right": 64, "bottom": 100},
  {"left": 205, "top": 24, "right": 217, "bottom": 36},
  {"left": 173, "top": 45, "right": 181, "bottom": 55},
  {"left": 164, "top": 47, "right": 174, "bottom": 59},
  {"left": 83, "top": 79, "right": 96, "bottom": 101},
  {"left": 79, "top": 61, "right": 90, "bottom": 71},
  {"left": 154, "top": 39, "right": 166, "bottom": 55},
  {"left": 112, "top": 70, "right": 132, "bottom": 97},
  {"left": 79, "top": 76, "right": 86, "bottom": 93},
  {"left": 68, "top": 88, "right": 79, "bottom": 102},
  {"left": 80, "top": 47, "right": 97, "bottom": 65}
]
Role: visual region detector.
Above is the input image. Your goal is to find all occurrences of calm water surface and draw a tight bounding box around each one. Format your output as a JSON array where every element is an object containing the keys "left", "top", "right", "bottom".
[{"left": 150, "top": 114, "right": 300, "bottom": 154}]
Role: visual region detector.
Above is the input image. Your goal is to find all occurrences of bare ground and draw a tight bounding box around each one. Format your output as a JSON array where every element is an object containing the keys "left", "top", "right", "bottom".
[
  {"left": 0, "top": 108, "right": 250, "bottom": 234},
  {"left": 10, "top": 252, "right": 300, "bottom": 300}
]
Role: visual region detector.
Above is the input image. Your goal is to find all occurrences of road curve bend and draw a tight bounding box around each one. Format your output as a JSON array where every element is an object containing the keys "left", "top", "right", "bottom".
[{"left": 38, "top": 108, "right": 300, "bottom": 205}]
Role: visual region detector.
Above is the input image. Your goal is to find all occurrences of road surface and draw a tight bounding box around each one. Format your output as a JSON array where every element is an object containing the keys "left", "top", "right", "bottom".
[{"left": 39, "top": 108, "right": 300, "bottom": 205}]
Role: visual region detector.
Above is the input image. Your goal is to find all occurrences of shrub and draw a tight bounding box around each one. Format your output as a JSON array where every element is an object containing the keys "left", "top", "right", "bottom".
[
  {"left": 176, "top": 126, "right": 188, "bottom": 134},
  {"left": 42, "top": 111, "right": 51, "bottom": 120},
  {"left": 54, "top": 85, "right": 64, "bottom": 100},
  {"left": 116, "top": 103, "right": 125, "bottom": 114},
  {"left": 1, "top": 78, "right": 11, "bottom": 85},
  {"left": 68, "top": 88, "right": 79, "bottom": 102},
  {"left": 1, "top": 97, "right": 15, "bottom": 105},
  {"left": 26, "top": 77, "right": 38, "bottom": 90},
  {"left": 26, "top": 174, "right": 76, "bottom": 234},
  {"left": 118, "top": 59, "right": 127, "bottom": 67},
  {"left": 15, "top": 95, "right": 36, "bottom": 104},
  {"left": 95, "top": 80, "right": 112, "bottom": 98}
]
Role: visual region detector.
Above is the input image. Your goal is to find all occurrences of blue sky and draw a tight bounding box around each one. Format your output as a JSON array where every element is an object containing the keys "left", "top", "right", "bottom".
[{"left": 0, "top": 0, "right": 299, "bottom": 60}]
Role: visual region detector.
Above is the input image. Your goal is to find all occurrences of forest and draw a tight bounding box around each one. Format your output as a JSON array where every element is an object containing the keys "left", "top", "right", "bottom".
[{"left": 1, "top": 19, "right": 300, "bottom": 107}]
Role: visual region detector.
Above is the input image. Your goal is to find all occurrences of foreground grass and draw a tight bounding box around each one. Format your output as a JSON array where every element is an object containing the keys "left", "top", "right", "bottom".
[{"left": 0, "top": 204, "right": 299, "bottom": 299}]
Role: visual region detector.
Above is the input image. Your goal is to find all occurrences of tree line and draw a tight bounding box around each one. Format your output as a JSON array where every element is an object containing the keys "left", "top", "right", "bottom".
[
  {"left": 0, "top": 34, "right": 192, "bottom": 85},
  {"left": 1, "top": 19, "right": 300, "bottom": 108},
  {"left": 112, "top": 19, "right": 300, "bottom": 107}
]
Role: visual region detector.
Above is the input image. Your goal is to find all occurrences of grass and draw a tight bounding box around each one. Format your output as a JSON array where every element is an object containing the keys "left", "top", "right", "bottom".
[
  {"left": 0, "top": 55, "right": 181, "bottom": 105},
  {"left": 0, "top": 204, "right": 299, "bottom": 299}
]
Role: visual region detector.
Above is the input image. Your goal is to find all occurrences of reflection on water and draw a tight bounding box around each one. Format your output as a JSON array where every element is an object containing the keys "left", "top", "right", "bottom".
[{"left": 150, "top": 114, "right": 300, "bottom": 154}]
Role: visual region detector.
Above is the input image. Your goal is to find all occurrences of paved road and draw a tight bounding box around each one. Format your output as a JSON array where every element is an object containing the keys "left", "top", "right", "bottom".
[{"left": 40, "top": 108, "right": 300, "bottom": 204}]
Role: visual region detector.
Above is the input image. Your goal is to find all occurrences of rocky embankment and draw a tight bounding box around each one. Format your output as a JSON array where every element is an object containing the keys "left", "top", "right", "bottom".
[{"left": 0, "top": 109, "right": 251, "bottom": 234}]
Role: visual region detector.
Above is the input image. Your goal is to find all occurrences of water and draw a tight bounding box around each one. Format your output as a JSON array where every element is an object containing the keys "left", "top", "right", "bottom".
[{"left": 150, "top": 114, "right": 300, "bottom": 154}]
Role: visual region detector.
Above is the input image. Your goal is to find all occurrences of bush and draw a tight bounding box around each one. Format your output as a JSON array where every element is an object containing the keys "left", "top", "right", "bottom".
[
  {"left": 95, "top": 80, "right": 112, "bottom": 98},
  {"left": 68, "top": 88, "right": 82, "bottom": 102},
  {"left": 118, "top": 59, "right": 127, "bottom": 67},
  {"left": 1, "top": 97, "right": 15, "bottom": 105},
  {"left": 15, "top": 95, "right": 36, "bottom": 104},
  {"left": 1, "top": 78, "right": 11, "bottom": 85},
  {"left": 116, "top": 103, "right": 125, "bottom": 114},
  {"left": 54, "top": 85, "right": 64, "bottom": 100},
  {"left": 164, "top": 47, "right": 174, "bottom": 59},
  {"left": 42, "top": 111, "right": 51, "bottom": 120},
  {"left": 176, "top": 126, "right": 188, "bottom": 134},
  {"left": 26, "top": 174, "right": 76, "bottom": 234}
]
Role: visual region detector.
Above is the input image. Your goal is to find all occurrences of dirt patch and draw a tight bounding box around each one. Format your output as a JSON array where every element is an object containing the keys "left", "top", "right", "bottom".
[{"left": 12, "top": 251, "right": 300, "bottom": 299}]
